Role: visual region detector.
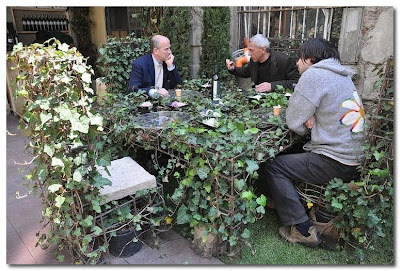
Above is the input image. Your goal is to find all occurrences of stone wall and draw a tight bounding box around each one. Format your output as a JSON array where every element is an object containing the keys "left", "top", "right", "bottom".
[
  {"left": 356, "top": 7, "right": 393, "bottom": 101},
  {"left": 189, "top": 7, "right": 203, "bottom": 78}
]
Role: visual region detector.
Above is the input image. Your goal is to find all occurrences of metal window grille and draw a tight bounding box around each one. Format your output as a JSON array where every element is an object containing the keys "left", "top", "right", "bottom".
[{"left": 236, "top": 6, "right": 343, "bottom": 57}]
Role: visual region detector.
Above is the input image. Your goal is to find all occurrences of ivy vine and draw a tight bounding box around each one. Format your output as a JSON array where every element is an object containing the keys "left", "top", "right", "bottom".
[
  {"left": 325, "top": 58, "right": 394, "bottom": 253},
  {"left": 96, "top": 34, "right": 150, "bottom": 93},
  {"left": 70, "top": 7, "right": 99, "bottom": 76},
  {"left": 9, "top": 40, "right": 112, "bottom": 263},
  {"left": 200, "top": 7, "right": 233, "bottom": 82},
  {"left": 160, "top": 7, "right": 191, "bottom": 79}
]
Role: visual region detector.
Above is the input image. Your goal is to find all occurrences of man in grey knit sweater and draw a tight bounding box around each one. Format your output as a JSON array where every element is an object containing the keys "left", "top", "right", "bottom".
[{"left": 263, "top": 38, "right": 366, "bottom": 247}]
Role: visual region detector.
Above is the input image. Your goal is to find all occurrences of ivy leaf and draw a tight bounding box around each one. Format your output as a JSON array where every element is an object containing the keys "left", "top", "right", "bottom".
[
  {"left": 40, "top": 112, "right": 52, "bottom": 126},
  {"left": 73, "top": 169, "right": 83, "bottom": 182},
  {"left": 93, "top": 226, "right": 103, "bottom": 236},
  {"left": 208, "top": 207, "right": 218, "bottom": 217},
  {"left": 245, "top": 159, "right": 259, "bottom": 174},
  {"left": 256, "top": 206, "right": 265, "bottom": 214},
  {"left": 70, "top": 115, "right": 90, "bottom": 133},
  {"left": 373, "top": 151, "right": 385, "bottom": 161},
  {"left": 367, "top": 211, "right": 380, "bottom": 228},
  {"left": 96, "top": 154, "right": 111, "bottom": 167},
  {"left": 234, "top": 179, "right": 245, "bottom": 191},
  {"left": 51, "top": 157, "right": 65, "bottom": 168},
  {"left": 256, "top": 194, "right": 267, "bottom": 207},
  {"left": 44, "top": 144, "right": 55, "bottom": 157},
  {"left": 48, "top": 184, "right": 62, "bottom": 193},
  {"left": 176, "top": 205, "right": 190, "bottom": 224},
  {"left": 203, "top": 182, "right": 212, "bottom": 193},
  {"left": 73, "top": 227, "right": 82, "bottom": 237},
  {"left": 55, "top": 195, "right": 65, "bottom": 208},
  {"left": 90, "top": 114, "right": 103, "bottom": 126},
  {"left": 80, "top": 215, "right": 94, "bottom": 227},
  {"left": 55, "top": 104, "right": 72, "bottom": 120},
  {"left": 331, "top": 198, "right": 343, "bottom": 210},
  {"left": 369, "top": 168, "right": 389, "bottom": 178},
  {"left": 92, "top": 204, "right": 101, "bottom": 214},
  {"left": 241, "top": 190, "right": 254, "bottom": 201},
  {"left": 92, "top": 174, "right": 111, "bottom": 188},
  {"left": 241, "top": 228, "right": 251, "bottom": 239},
  {"left": 171, "top": 188, "right": 183, "bottom": 201},
  {"left": 72, "top": 63, "right": 87, "bottom": 74},
  {"left": 37, "top": 164, "right": 49, "bottom": 181},
  {"left": 197, "top": 166, "right": 210, "bottom": 180},
  {"left": 244, "top": 127, "right": 259, "bottom": 134},
  {"left": 81, "top": 72, "right": 92, "bottom": 83}
]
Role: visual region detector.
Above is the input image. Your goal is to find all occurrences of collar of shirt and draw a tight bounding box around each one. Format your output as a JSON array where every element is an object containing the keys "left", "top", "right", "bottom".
[{"left": 152, "top": 55, "right": 163, "bottom": 66}]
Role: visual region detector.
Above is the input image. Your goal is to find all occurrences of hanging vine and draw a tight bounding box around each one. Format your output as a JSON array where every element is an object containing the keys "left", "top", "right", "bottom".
[{"left": 70, "top": 7, "right": 99, "bottom": 76}]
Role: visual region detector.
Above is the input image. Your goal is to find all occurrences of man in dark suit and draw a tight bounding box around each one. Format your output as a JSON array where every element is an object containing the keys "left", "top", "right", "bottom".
[
  {"left": 128, "top": 35, "right": 183, "bottom": 97},
  {"left": 226, "top": 34, "right": 299, "bottom": 92}
]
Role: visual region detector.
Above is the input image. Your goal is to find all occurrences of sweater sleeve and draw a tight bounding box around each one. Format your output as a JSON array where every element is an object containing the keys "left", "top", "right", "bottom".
[{"left": 286, "top": 91, "right": 315, "bottom": 135}]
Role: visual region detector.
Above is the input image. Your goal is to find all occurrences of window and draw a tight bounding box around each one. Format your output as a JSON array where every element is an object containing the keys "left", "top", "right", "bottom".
[
  {"left": 105, "top": 7, "right": 129, "bottom": 38},
  {"left": 236, "top": 7, "right": 343, "bottom": 57}
]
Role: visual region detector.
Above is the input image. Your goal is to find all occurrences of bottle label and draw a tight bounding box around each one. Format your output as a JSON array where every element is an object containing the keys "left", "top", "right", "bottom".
[{"left": 213, "top": 80, "right": 219, "bottom": 98}]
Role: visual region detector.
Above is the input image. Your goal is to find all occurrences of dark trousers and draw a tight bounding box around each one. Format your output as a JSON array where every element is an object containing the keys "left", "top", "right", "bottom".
[{"left": 262, "top": 152, "right": 360, "bottom": 226}]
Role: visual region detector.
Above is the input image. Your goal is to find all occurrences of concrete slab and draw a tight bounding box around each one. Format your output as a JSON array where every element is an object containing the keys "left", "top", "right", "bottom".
[{"left": 97, "top": 157, "right": 157, "bottom": 204}]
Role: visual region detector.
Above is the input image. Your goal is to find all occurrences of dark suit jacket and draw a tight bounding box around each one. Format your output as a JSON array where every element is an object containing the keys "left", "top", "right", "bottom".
[
  {"left": 128, "top": 53, "right": 183, "bottom": 94},
  {"left": 229, "top": 50, "right": 300, "bottom": 90}
]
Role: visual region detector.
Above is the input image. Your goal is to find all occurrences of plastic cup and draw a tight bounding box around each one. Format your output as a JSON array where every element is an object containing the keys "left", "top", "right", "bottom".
[
  {"left": 175, "top": 89, "right": 182, "bottom": 97},
  {"left": 273, "top": 106, "right": 281, "bottom": 116}
]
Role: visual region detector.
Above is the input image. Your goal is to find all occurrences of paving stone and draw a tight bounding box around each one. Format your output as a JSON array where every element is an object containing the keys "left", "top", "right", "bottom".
[
  {"left": 149, "top": 256, "right": 177, "bottom": 265},
  {"left": 124, "top": 244, "right": 161, "bottom": 264},
  {"left": 158, "top": 229, "right": 183, "bottom": 242},
  {"left": 161, "top": 235, "right": 191, "bottom": 253},
  {"left": 108, "top": 256, "right": 129, "bottom": 265}
]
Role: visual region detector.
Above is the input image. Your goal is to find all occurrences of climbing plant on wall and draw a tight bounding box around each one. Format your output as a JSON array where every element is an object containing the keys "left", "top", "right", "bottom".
[
  {"left": 199, "top": 7, "right": 232, "bottom": 81},
  {"left": 96, "top": 34, "right": 150, "bottom": 93},
  {"left": 160, "top": 7, "right": 191, "bottom": 79},
  {"left": 70, "top": 7, "right": 99, "bottom": 76}
]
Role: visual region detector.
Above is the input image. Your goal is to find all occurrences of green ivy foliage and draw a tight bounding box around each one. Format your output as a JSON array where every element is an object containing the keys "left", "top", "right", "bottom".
[
  {"left": 100, "top": 82, "right": 293, "bottom": 254},
  {"left": 8, "top": 40, "right": 112, "bottom": 264},
  {"left": 160, "top": 7, "right": 191, "bottom": 79},
  {"left": 200, "top": 7, "right": 233, "bottom": 82},
  {"left": 325, "top": 58, "right": 394, "bottom": 252},
  {"left": 96, "top": 34, "right": 150, "bottom": 93},
  {"left": 70, "top": 7, "right": 99, "bottom": 76}
]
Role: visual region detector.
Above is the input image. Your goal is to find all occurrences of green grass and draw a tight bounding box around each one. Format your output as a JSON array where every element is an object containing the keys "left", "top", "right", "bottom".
[
  {"left": 218, "top": 211, "right": 394, "bottom": 265},
  {"left": 165, "top": 177, "right": 393, "bottom": 265}
]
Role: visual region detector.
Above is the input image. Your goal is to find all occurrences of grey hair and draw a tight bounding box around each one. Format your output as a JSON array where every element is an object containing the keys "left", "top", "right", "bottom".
[
  {"left": 150, "top": 36, "right": 161, "bottom": 52},
  {"left": 249, "top": 34, "right": 270, "bottom": 50}
]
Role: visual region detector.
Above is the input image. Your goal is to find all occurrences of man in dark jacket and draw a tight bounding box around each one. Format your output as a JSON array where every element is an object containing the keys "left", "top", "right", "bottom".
[
  {"left": 226, "top": 34, "right": 299, "bottom": 92},
  {"left": 128, "top": 35, "right": 183, "bottom": 97}
]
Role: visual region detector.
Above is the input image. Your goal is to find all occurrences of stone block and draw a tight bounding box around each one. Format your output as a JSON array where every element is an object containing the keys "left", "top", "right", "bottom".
[{"left": 98, "top": 157, "right": 156, "bottom": 204}]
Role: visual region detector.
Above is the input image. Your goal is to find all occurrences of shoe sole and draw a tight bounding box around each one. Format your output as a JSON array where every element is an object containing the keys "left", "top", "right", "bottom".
[{"left": 298, "top": 237, "right": 322, "bottom": 248}]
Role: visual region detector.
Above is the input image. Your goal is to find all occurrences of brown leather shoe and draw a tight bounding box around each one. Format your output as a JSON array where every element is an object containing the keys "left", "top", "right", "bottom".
[{"left": 279, "top": 225, "right": 322, "bottom": 248}]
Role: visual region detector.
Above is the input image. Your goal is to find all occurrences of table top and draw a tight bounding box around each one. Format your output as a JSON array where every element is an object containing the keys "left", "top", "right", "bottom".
[{"left": 131, "top": 111, "right": 193, "bottom": 129}]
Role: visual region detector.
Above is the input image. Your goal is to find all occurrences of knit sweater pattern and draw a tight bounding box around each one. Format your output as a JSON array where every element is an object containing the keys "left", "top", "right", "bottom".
[{"left": 286, "top": 58, "right": 366, "bottom": 165}]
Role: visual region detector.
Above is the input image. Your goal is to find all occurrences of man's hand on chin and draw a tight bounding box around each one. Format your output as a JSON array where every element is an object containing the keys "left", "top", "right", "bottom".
[{"left": 165, "top": 54, "right": 175, "bottom": 68}]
